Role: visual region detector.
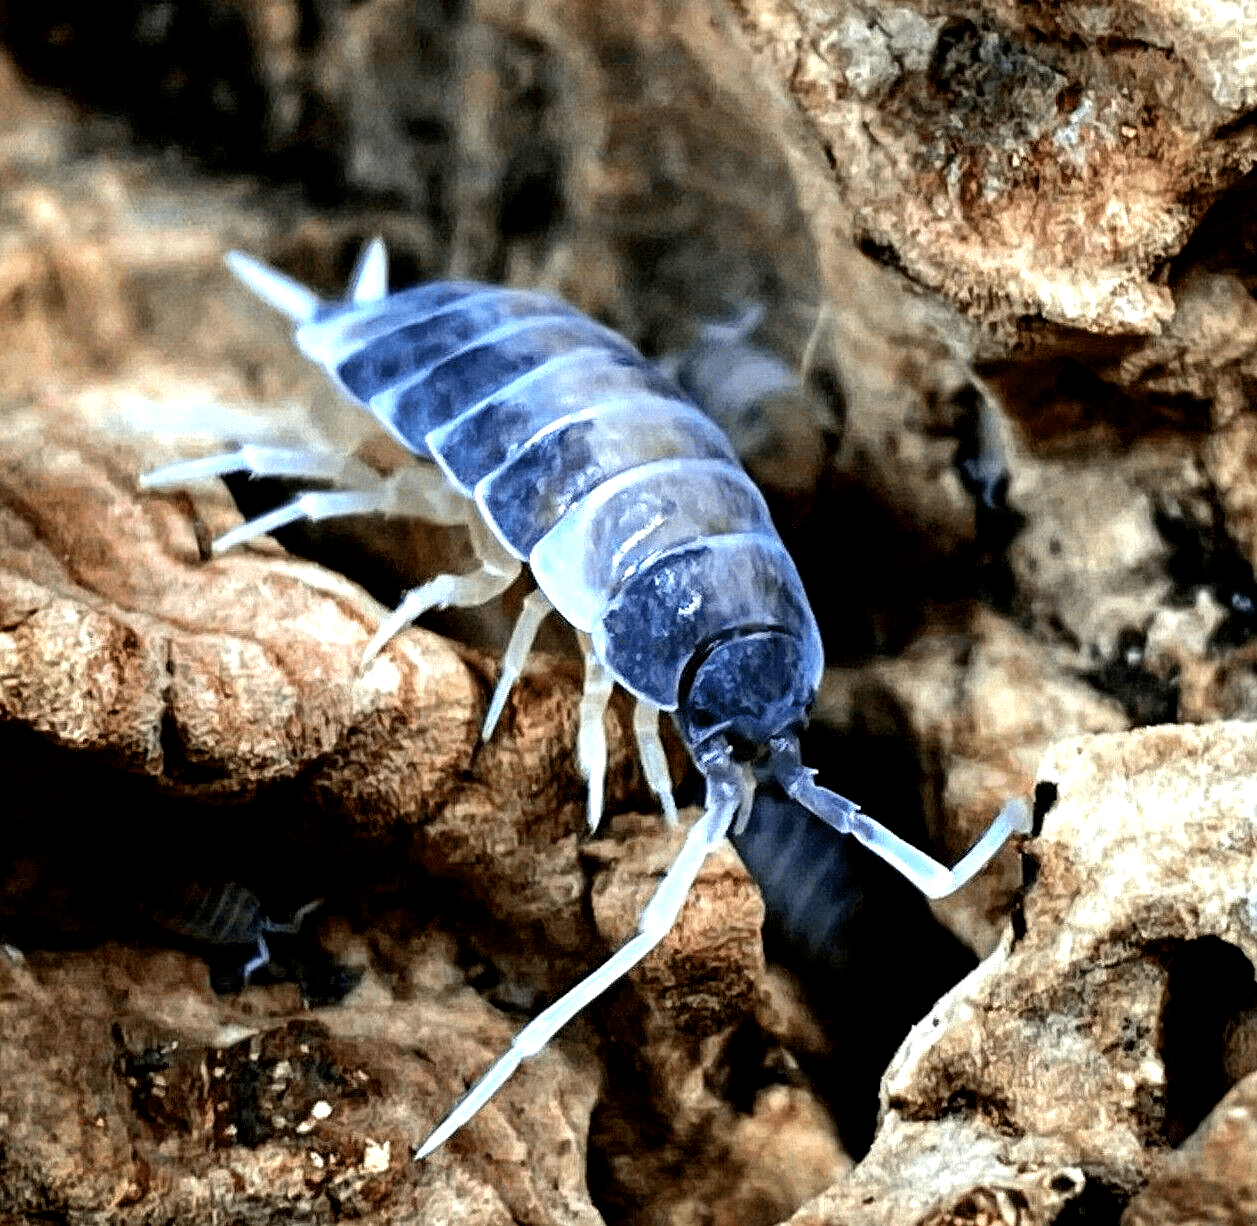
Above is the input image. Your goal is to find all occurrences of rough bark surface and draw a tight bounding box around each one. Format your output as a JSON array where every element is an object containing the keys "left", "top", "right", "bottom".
[
  {"left": 729, "top": 0, "right": 1257, "bottom": 343},
  {"left": 1, "top": 0, "right": 1257, "bottom": 1221}
]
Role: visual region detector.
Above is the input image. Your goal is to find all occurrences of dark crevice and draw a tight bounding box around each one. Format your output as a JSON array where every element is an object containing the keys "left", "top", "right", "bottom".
[
  {"left": 1171, "top": 163, "right": 1257, "bottom": 287},
  {"left": 1081, "top": 626, "right": 1179, "bottom": 726},
  {"left": 732, "top": 712, "right": 979, "bottom": 1158},
  {"left": 1050, "top": 1175, "right": 1132, "bottom": 1224},
  {"left": 1031, "top": 780, "right": 1058, "bottom": 835},
  {"left": 1156, "top": 936, "right": 1257, "bottom": 1146},
  {"left": 1155, "top": 497, "right": 1257, "bottom": 651},
  {"left": 0, "top": 1, "right": 272, "bottom": 171}
]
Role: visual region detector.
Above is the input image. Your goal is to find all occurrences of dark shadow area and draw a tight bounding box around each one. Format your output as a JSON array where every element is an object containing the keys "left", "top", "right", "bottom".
[
  {"left": 0, "top": 0, "right": 278, "bottom": 170},
  {"left": 732, "top": 791, "right": 976, "bottom": 1158},
  {"left": 1081, "top": 625, "right": 1180, "bottom": 727},
  {"left": 1169, "top": 163, "right": 1257, "bottom": 292},
  {"left": 0, "top": 721, "right": 415, "bottom": 1005},
  {"left": 1050, "top": 1176, "right": 1133, "bottom": 1224},
  {"left": 736, "top": 709, "right": 977, "bottom": 1158},
  {"left": 982, "top": 353, "right": 1212, "bottom": 455},
  {"left": 1157, "top": 936, "right": 1257, "bottom": 1147},
  {"left": 1156, "top": 497, "right": 1257, "bottom": 651},
  {"left": 790, "top": 461, "right": 1020, "bottom": 663}
]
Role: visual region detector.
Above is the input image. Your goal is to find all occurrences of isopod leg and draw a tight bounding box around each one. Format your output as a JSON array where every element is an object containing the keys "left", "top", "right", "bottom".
[
  {"left": 214, "top": 488, "right": 401, "bottom": 553},
  {"left": 412, "top": 753, "right": 746, "bottom": 1160},
  {"left": 384, "top": 463, "right": 482, "bottom": 527},
  {"left": 632, "top": 700, "right": 678, "bottom": 828},
  {"left": 260, "top": 898, "right": 323, "bottom": 936},
  {"left": 361, "top": 514, "right": 521, "bottom": 664},
  {"left": 240, "top": 934, "right": 271, "bottom": 984},
  {"left": 576, "top": 638, "right": 615, "bottom": 832},
  {"left": 140, "top": 445, "right": 381, "bottom": 492},
  {"left": 481, "top": 589, "right": 553, "bottom": 741}
]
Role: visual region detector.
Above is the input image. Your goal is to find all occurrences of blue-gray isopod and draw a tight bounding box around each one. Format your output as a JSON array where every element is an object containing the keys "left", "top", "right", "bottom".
[
  {"left": 148, "top": 881, "right": 321, "bottom": 986},
  {"left": 142, "top": 239, "right": 1031, "bottom": 1157}
]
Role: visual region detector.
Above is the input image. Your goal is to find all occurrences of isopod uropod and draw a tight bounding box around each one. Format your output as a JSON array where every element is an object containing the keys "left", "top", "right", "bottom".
[{"left": 142, "top": 240, "right": 1031, "bottom": 1157}]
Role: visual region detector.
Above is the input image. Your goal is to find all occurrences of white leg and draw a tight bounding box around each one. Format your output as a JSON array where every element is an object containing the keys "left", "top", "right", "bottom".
[
  {"left": 213, "top": 488, "right": 401, "bottom": 553},
  {"left": 385, "top": 464, "right": 482, "bottom": 527},
  {"left": 576, "top": 638, "right": 615, "bottom": 833},
  {"left": 140, "top": 445, "right": 380, "bottom": 491},
  {"left": 412, "top": 756, "right": 747, "bottom": 1160},
  {"left": 146, "top": 446, "right": 476, "bottom": 529},
  {"left": 361, "top": 514, "right": 521, "bottom": 665},
  {"left": 482, "top": 589, "right": 553, "bottom": 741},
  {"left": 633, "top": 700, "right": 678, "bottom": 828},
  {"left": 361, "top": 561, "right": 520, "bottom": 664}
]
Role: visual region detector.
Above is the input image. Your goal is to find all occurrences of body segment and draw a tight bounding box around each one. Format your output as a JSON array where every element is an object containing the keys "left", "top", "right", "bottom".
[
  {"left": 142, "top": 239, "right": 1031, "bottom": 1159},
  {"left": 287, "top": 264, "right": 819, "bottom": 711}
]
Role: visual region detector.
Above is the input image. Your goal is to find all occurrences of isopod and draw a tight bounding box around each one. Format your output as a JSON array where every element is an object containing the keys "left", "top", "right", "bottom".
[
  {"left": 146, "top": 880, "right": 321, "bottom": 987},
  {"left": 142, "top": 240, "right": 1031, "bottom": 1157}
]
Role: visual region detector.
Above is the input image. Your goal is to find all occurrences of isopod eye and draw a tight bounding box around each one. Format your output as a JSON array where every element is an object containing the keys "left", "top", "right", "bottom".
[{"left": 678, "top": 630, "right": 814, "bottom": 752}]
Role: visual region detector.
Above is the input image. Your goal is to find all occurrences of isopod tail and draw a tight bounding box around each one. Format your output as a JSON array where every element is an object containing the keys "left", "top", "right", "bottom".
[
  {"left": 225, "top": 236, "right": 388, "bottom": 325},
  {"left": 225, "top": 251, "right": 324, "bottom": 323},
  {"left": 348, "top": 237, "right": 389, "bottom": 304}
]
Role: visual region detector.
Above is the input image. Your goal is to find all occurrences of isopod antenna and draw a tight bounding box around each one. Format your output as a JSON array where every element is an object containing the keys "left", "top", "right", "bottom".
[
  {"left": 766, "top": 736, "right": 1032, "bottom": 899},
  {"left": 412, "top": 746, "right": 750, "bottom": 1160}
]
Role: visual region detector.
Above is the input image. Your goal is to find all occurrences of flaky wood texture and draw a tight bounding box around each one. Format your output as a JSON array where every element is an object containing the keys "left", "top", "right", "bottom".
[
  {"left": 2, "top": 0, "right": 1257, "bottom": 1222},
  {"left": 721, "top": 0, "right": 1257, "bottom": 341}
]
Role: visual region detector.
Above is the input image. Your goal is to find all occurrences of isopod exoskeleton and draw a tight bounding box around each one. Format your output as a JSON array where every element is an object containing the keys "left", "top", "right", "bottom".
[{"left": 142, "top": 240, "right": 1031, "bottom": 1156}]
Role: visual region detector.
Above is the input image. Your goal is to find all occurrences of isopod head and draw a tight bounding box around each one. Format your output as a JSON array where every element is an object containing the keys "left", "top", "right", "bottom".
[{"left": 678, "top": 629, "right": 818, "bottom": 753}]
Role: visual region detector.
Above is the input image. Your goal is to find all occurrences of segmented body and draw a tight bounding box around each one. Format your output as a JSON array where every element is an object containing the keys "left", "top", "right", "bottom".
[
  {"left": 141, "top": 241, "right": 1029, "bottom": 1157},
  {"left": 153, "top": 879, "right": 273, "bottom": 949},
  {"left": 149, "top": 881, "right": 320, "bottom": 985},
  {"left": 297, "top": 279, "right": 821, "bottom": 720}
]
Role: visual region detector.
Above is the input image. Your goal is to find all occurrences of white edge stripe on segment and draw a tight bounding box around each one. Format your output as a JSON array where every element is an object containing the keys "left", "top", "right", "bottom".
[
  {"left": 468, "top": 395, "right": 726, "bottom": 563},
  {"left": 587, "top": 531, "right": 803, "bottom": 709},
  {"left": 362, "top": 318, "right": 610, "bottom": 471},
  {"left": 527, "top": 456, "right": 768, "bottom": 632},
  {"left": 423, "top": 346, "right": 612, "bottom": 463},
  {"left": 346, "top": 316, "right": 605, "bottom": 470},
  {"left": 301, "top": 287, "right": 577, "bottom": 373},
  {"left": 370, "top": 312, "right": 634, "bottom": 444}
]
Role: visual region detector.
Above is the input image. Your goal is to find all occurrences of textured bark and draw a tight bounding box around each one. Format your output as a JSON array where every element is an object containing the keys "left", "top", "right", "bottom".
[{"left": 2, "top": 0, "right": 1257, "bottom": 1220}]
